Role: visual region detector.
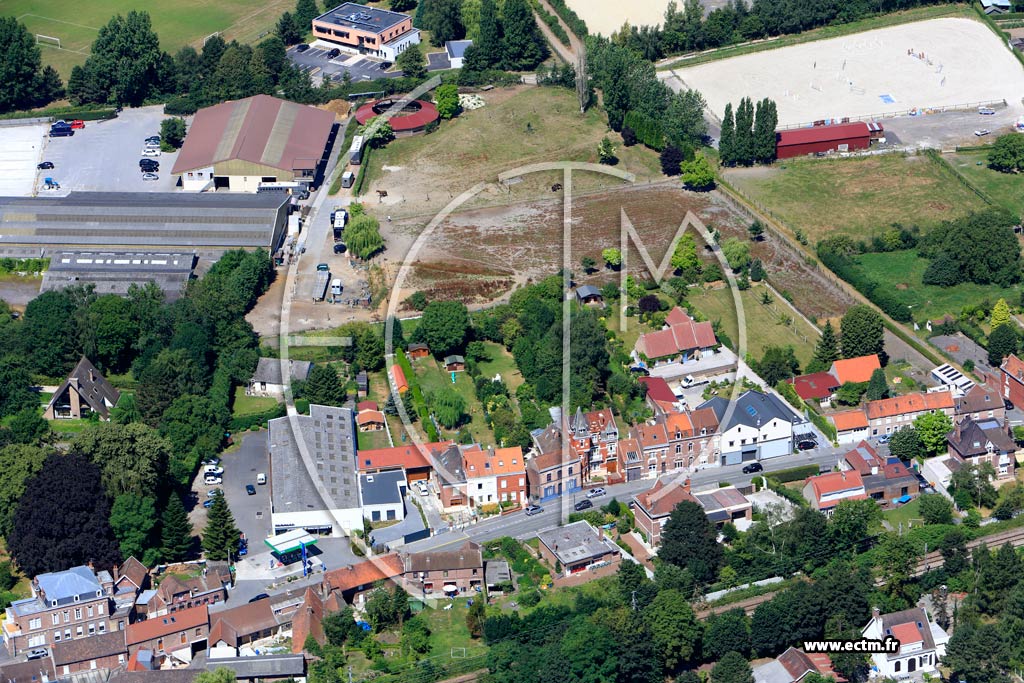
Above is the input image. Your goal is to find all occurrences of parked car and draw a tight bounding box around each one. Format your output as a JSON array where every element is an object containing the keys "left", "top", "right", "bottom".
[
  {"left": 524, "top": 504, "right": 543, "bottom": 516},
  {"left": 878, "top": 433, "right": 891, "bottom": 444},
  {"left": 796, "top": 439, "right": 817, "bottom": 451},
  {"left": 975, "top": 129, "right": 991, "bottom": 137},
  {"left": 586, "top": 488, "right": 606, "bottom": 498},
  {"left": 978, "top": 107, "right": 996, "bottom": 115},
  {"left": 145, "top": 135, "right": 161, "bottom": 144},
  {"left": 1005, "top": 398, "right": 1015, "bottom": 411},
  {"left": 204, "top": 476, "right": 222, "bottom": 485},
  {"left": 327, "top": 48, "right": 341, "bottom": 58},
  {"left": 203, "top": 499, "right": 214, "bottom": 509},
  {"left": 317, "top": 263, "right": 329, "bottom": 271},
  {"left": 204, "top": 465, "right": 224, "bottom": 475},
  {"left": 204, "top": 457, "right": 221, "bottom": 466},
  {"left": 49, "top": 127, "right": 74, "bottom": 137},
  {"left": 139, "top": 160, "right": 159, "bottom": 169},
  {"left": 246, "top": 484, "right": 256, "bottom": 495},
  {"left": 142, "top": 172, "right": 159, "bottom": 181},
  {"left": 249, "top": 593, "right": 270, "bottom": 602},
  {"left": 207, "top": 488, "right": 222, "bottom": 497},
  {"left": 333, "top": 243, "right": 347, "bottom": 254},
  {"left": 26, "top": 649, "right": 48, "bottom": 661},
  {"left": 742, "top": 462, "right": 763, "bottom": 474},
  {"left": 37, "top": 161, "right": 54, "bottom": 169},
  {"left": 69, "top": 120, "right": 85, "bottom": 129},
  {"left": 295, "top": 44, "right": 310, "bottom": 52},
  {"left": 573, "top": 499, "right": 593, "bottom": 511},
  {"left": 141, "top": 147, "right": 161, "bottom": 157},
  {"left": 380, "top": 61, "right": 392, "bottom": 69},
  {"left": 257, "top": 472, "right": 267, "bottom": 484}
]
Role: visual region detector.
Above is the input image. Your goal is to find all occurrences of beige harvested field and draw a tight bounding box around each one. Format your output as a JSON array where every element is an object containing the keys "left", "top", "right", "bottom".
[
  {"left": 565, "top": 0, "right": 673, "bottom": 36},
  {"left": 672, "top": 18, "right": 1024, "bottom": 126}
]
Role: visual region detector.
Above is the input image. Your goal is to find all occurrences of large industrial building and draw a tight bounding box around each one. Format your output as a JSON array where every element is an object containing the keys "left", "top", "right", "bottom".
[
  {"left": 268, "top": 406, "right": 363, "bottom": 537},
  {"left": 775, "top": 122, "right": 872, "bottom": 159},
  {"left": 172, "top": 95, "right": 336, "bottom": 192},
  {"left": 41, "top": 252, "right": 196, "bottom": 300},
  {"left": 0, "top": 192, "right": 290, "bottom": 258},
  {"left": 312, "top": 3, "right": 421, "bottom": 61}
]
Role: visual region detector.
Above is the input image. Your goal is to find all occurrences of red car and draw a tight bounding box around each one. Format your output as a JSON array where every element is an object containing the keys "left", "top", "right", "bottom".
[{"left": 69, "top": 120, "right": 85, "bottom": 129}]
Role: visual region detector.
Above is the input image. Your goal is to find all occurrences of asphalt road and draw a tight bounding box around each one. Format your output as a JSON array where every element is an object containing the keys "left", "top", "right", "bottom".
[{"left": 403, "top": 445, "right": 853, "bottom": 553}]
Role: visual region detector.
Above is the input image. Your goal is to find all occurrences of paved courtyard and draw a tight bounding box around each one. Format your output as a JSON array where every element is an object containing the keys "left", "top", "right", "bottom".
[{"left": 0, "top": 123, "right": 48, "bottom": 196}]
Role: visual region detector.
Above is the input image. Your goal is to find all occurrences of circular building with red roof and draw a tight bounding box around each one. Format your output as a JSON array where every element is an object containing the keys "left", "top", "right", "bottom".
[{"left": 355, "top": 97, "right": 439, "bottom": 134}]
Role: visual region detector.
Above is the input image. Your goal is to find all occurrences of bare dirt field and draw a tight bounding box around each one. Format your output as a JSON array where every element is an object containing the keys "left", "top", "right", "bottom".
[
  {"left": 563, "top": 0, "right": 732, "bottom": 36},
  {"left": 672, "top": 18, "right": 1024, "bottom": 126}
]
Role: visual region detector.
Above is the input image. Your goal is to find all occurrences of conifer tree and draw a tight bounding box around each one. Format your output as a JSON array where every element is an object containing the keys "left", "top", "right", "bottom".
[
  {"left": 201, "top": 491, "right": 240, "bottom": 561},
  {"left": 160, "top": 494, "right": 194, "bottom": 562},
  {"left": 719, "top": 102, "right": 735, "bottom": 166}
]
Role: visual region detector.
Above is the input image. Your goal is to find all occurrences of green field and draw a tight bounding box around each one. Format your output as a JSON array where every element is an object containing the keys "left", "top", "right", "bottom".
[
  {"left": 475, "top": 341, "right": 524, "bottom": 393},
  {"left": 414, "top": 357, "right": 495, "bottom": 446},
  {"left": 948, "top": 151, "right": 1024, "bottom": 217},
  {"left": 856, "top": 250, "right": 1019, "bottom": 321},
  {"left": 725, "top": 154, "right": 989, "bottom": 245},
  {"left": 231, "top": 386, "right": 280, "bottom": 416},
  {"left": 6, "top": 0, "right": 297, "bottom": 79},
  {"left": 687, "top": 285, "right": 820, "bottom": 367}
]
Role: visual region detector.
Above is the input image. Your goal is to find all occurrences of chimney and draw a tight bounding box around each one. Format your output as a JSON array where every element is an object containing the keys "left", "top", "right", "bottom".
[
  {"left": 89, "top": 368, "right": 95, "bottom": 382},
  {"left": 683, "top": 478, "right": 691, "bottom": 492}
]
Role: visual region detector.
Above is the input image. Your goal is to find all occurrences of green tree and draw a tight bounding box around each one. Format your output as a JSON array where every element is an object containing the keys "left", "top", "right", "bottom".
[
  {"left": 659, "top": 500, "right": 722, "bottom": 584},
  {"left": 419, "top": 0, "right": 465, "bottom": 45},
  {"left": 501, "top": 0, "right": 547, "bottom": 70},
  {"left": 0, "top": 358, "right": 38, "bottom": 420},
  {"left": 396, "top": 43, "right": 427, "bottom": 79},
  {"left": 753, "top": 346, "right": 799, "bottom": 385},
  {"left": 7, "top": 408, "right": 50, "bottom": 445},
  {"left": 195, "top": 669, "right": 237, "bottom": 683},
  {"left": 618, "top": 558, "right": 658, "bottom": 609},
  {"left": 914, "top": 411, "right": 953, "bottom": 457},
  {"left": 865, "top": 367, "right": 888, "bottom": 401},
  {"left": 0, "top": 17, "right": 62, "bottom": 112},
  {"left": 670, "top": 233, "right": 702, "bottom": 280},
  {"left": 581, "top": 256, "right": 597, "bottom": 274},
  {"left": 703, "top": 610, "right": 751, "bottom": 660},
  {"left": 428, "top": 387, "right": 467, "bottom": 428},
  {"left": 829, "top": 498, "right": 879, "bottom": 552},
  {"left": 810, "top": 323, "right": 842, "bottom": 372},
  {"left": 73, "top": 422, "right": 170, "bottom": 499},
  {"left": 919, "top": 493, "right": 953, "bottom": 525},
  {"left": 160, "top": 394, "right": 227, "bottom": 483},
  {"left": 748, "top": 220, "right": 765, "bottom": 241},
  {"left": 602, "top": 248, "right": 622, "bottom": 268},
  {"left": 644, "top": 589, "right": 700, "bottom": 671},
  {"left": 733, "top": 97, "right": 755, "bottom": 164},
  {"left": 712, "top": 651, "right": 754, "bottom": 683},
  {"left": 160, "top": 494, "right": 194, "bottom": 562},
  {"left": 989, "top": 322, "right": 1018, "bottom": 366},
  {"left": 598, "top": 137, "right": 617, "bottom": 164},
  {"left": 136, "top": 348, "right": 208, "bottom": 424},
  {"left": 401, "top": 615, "right": 431, "bottom": 657},
  {"left": 160, "top": 117, "right": 187, "bottom": 149},
  {"left": 356, "top": 328, "right": 385, "bottom": 372},
  {"left": 295, "top": 0, "right": 321, "bottom": 28},
  {"left": 201, "top": 491, "right": 241, "bottom": 561},
  {"left": 345, "top": 213, "right": 385, "bottom": 258},
  {"left": 987, "top": 133, "right": 1024, "bottom": 173},
  {"left": 875, "top": 533, "right": 920, "bottom": 603},
  {"left": 944, "top": 623, "right": 1011, "bottom": 683},
  {"left": 991, "top": 297, "right": 1012, "bottom": 329},
  {"left": 950, "top": 463, "right": 998, "bottom": 509},
  {"left": 68, "top": 11, "right": 165, "bottom": 106},
  {"left": 888, "top": 427, "right": 924, "bottom": 461},
  {"left": 0, "top": 444, "right": 48, "bottom": 536},
  {"left": 840, "top": 305, "right": 884, "bottom": 359},
  {"left": 415, "top": 300, "right": 470, "bottom": 356},
  {"left": 721, "top": 237, "right": 751, "bottom": 271},
  {"left": 681, "top": 153, "right": 714, "bottom": 190},
  {"left": 753, "top": 98, "right": 778, "bottom": 163},
  {"left": 664, "top": 89, "right": 707, "bottom": 149},
  {"left": 474, "top": 0, "right": 503, "bottom": 66},
  {"left": 719, "top": 102, "right": 735, "bottom": 165},
  {"left": 276, "top": 12, "right": 303, "bottom": 45},
  {"left": 303, "top": 364, "right": 347, "bottom": 406},
  {"left": 110, "top": 494, "right": 158, "bottom": 561},
  {"left": 110, "top": 393, "right": 141, "bottom": 424},
  {"left": 434, "top": 83, "right": 460, "bottom": 118}
]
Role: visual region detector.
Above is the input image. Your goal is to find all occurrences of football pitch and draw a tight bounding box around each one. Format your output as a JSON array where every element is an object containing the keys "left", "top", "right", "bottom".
[{"left": 7, "top": 0, "right": 296, "bottom": 79}]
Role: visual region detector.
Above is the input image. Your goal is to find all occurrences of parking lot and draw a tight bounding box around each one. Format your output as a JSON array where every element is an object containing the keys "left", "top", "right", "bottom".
[
  {"left": 0, "top": 123, "right": 48, "bottom": 196},
  {"left": 221, "top": 431, "right": 273, "bottom": 546},
  {"left": 288, "top": 44, "right": 402, "bottom": 84},
  {"left": 39, "top": 105, "right": 180, "bottom": 194}
]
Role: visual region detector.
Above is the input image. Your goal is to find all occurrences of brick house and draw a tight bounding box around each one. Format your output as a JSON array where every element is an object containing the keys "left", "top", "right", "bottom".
[
  {"left": 44, "top": 357, "right": 120, "bottom": 421},
  {"left": 947, "top": 417, "right": 1017, "bottom": 479},
  {"left": 51, "top": 631, "right": 127, "bottom": 675},
  {"left": 633, "top": 479, "right": 753, "bottom": 547},
  {"left": 407, "top": 343, "right": 430, "bottom": 360},
  {"left": 526, "top": 422, "right": 582, "bottom": 501},
  {"left": 840, "top": 441, "right": 920, "bottom": 504},
  {"left": 634, "top": 307, "right": 718, "bottom": 367},
  {"left": 999, "top": 354, "right": 1024, "bottom": 409},
  {"left": 829, "top": 409, "right": 870, "bottom": 445},
  {"left": 432, "top": 443, "right": 468, "bottom": 509},
  {"left": 207, "top": 593, "right": 301, "bottom": 652},
  {"left": 125, "top": 605, "right": 208, "bottom": 659},
  {"left": 954, "top": 384, "right": 1006, "bottom": 423},
  {"left": 401, "top": 541, "right": 483, "bottom": 597},
  {"left": 639, "top": 376, "right": 680, "bottom": 415},
  {"left": 566, "top": 407, "right": 619, "bottom": 479},
  {"left": 321, "top": 555, "right": 404, "bottom": 608},
  {"left": 151, "top": 572, "right": 229, "bottom": 617},
  {"left": 537, "top": 521, "right": 621, "bottom": 577},
  {"left": 3, "top": 565, "right": 119, "bottom": 656},
  {"left": 616, "top": 437, "right": 644, "bottom": 483},
  {"left": 802, "top": 470, "right": 867, "bottom": 515},
  {"left": 463, "top": 446, "right": 527, "bottom": 508},
  {"left": 865, "top": 390, "right": 955, "bottom": 437}
]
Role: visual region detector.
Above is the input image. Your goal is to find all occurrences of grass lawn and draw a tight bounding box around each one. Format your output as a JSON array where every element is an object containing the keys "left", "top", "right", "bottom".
[
  {"left": 8, "top": 0, "right": 297, "bottom": 79},
  {"left": 687, "top": 284, "right": 820, "bottom": 366},
  {"left": 418, "top": 602, "right": 487, "bottom": 658},
  {"left": 948, "top": 151, "right": 1024, "bottom": 217},
  {"left": 882, "top": 497, "right": 922, "bottom": 529},
  {"left": 357, "top": 428, "right": 391, "bottom": 450},
  {"left": 855, "top": 250, "right": 1019, "bottom": 321},
  {"left": 48, "top": 418, "right": 94, "bottom": 435},
  {"left": 231, "top": 386, "right": 280, "bottom": 416},
  {"left": 475, "top": 342, "right": 524, "bottom": 394},
  {"left": 884, "top": 360, "right": 922, "bottom": 395},
  {"left": 725, "top": 154, "right": 989, "bottom": 245},
  {"left": 414, "top": 358, "right": 495, "bottom": 446}
]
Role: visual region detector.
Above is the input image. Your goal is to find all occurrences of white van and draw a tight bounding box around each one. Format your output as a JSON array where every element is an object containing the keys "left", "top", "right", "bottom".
[
  {"left": 257, "top": 472, "right": 267, "bottom": 485},
  {"left": 341, "top": 171, "right": 355, "bottom": 188},
  {"left": 331, "top": 279, "right": 342, "bottom": 296}
]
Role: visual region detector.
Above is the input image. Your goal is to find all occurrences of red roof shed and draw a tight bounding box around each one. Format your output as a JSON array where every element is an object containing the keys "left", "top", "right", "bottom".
[{"left": 776, "top": 122, "right": 871, "bottom": 159}]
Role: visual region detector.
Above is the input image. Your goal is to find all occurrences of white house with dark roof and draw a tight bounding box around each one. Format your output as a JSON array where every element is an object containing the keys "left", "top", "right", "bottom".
[
  {"left": 698, "top": 390, "right": 804, "bottom": 466},
  {"left": 359, "top": 470, "right": 406, "bottom": 524},
  {"left": 247, "top": 359, "right": 313, "bottom": 398},
  {"left": 861, "top": 607, "right": 948, "bottom": 678}
]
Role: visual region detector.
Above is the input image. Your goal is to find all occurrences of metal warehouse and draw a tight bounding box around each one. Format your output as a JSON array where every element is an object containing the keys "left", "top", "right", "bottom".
[
  {"left": 41, "top": 251, "right": 196, "bottom": 300},
  {"left": 775, "top": 121, "right": 872, "bottom": 159},
  {"left": 0, "top": 192, "right": 290, "bottom": 256}
]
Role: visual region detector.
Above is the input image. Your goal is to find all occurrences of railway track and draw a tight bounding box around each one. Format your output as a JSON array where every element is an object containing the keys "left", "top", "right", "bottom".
[{"left": 875, "top": 525, "right": 1024, "bottom": 586}]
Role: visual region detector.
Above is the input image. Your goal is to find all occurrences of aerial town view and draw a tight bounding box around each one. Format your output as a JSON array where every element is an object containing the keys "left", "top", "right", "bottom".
[{"left": 2, "top": 1, "right": 1024, "bottom": 683}]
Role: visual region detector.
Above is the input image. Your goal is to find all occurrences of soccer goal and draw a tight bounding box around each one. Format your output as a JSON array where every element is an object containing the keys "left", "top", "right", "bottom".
[
  {"left": 36, "top": 34, "right": 61, "bottom": 49},
  {"left": 202, "top": 32, "right": 221, "bottom": 46}
]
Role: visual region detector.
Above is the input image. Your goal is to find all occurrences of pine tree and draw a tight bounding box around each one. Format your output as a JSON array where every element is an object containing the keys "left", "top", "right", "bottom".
[
  {"left": 303, "top": 364, "right": 347, "bottom": 406},
  {"left": 719, "top": 102, "right": 735, "bottom": 166},
  {"left": 160, "top": 494, "right": 194, "bottom": 562},
  {"left": 201, "top": 492, "right": 240, "bottom": 561},
  {"left": 866, "top": 368, "right": 889, "bottom": 401},
  {"left": 501, "top": 0, "right": 548, "bottom": 71},
  {"left": 753, "top": 98, "right": 775, "bottom": 164},
  {"left": 761, "top": 98, "right": 778, "bottom": 162},
  {"left": 295, "top": 0, "right": 320, "bottom": 29},
  {"left": 991, "top": 298, "right": 1011, "bottom": 330},
  {"left": 476, "top": 0, "right": 504, "bottom": 68},
  {"left": 808, "top": 320, "right": 840, "bottom": 373},
  {"left": 734, "top": 97, "right": 755, "bottom": 165}
]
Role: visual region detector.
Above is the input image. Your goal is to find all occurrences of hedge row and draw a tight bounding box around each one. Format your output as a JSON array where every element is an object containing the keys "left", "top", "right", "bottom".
[
  {"left": 529, "top": 0, "right": 571, "bottom": 45},
  {"left": 545, "top": 0, "right": 588, "bottom": 37},
  {"left": 623, "top": 110, "right": 664, "bottom": 151},
  {"left": 229, "top": 403, "right": 287, "bottom": 431},
  {"left": 808, "top": 410, "right": 838, "bottom": 445},
  {"left": 767, "top": 464, "right": 820, "bottom": 484},
  {"left": 395, "top": 349, "right": 439, "bottom": 441},
  {"left": 816, "top": 246, "right": 912, "bottom": 323},
  {"left": 0, "top": 106, "right": 118, "bottom": 121}
]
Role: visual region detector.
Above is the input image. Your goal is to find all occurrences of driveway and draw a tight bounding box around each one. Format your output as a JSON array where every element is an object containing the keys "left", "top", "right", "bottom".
[
  {"left": 39, "top": 105, "right": 179, "bottom": 193},
  {"left": 367, "top": 493, "right": 427, "bottom": 548}
]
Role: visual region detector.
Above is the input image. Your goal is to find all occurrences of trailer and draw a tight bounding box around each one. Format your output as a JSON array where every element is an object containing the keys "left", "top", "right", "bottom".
[
  {"left": 349, "top": 135, "right": 365, "bottom": 165},
  {"left": 313, "top": 271, "right": 331, "bottom": 302}
]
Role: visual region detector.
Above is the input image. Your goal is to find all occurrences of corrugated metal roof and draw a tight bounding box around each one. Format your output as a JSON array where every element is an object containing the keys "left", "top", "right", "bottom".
[{"left": 777, "top": 122, "right": 870, "bottom": 146}]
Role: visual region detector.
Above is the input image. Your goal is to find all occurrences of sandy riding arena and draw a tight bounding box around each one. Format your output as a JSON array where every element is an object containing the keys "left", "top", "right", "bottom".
[{"left": 671, "top": 18, "right": 1024, "bottom": 126}]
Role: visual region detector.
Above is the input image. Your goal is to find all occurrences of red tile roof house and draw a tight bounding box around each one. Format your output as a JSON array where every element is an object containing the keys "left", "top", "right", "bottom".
[
  {"left": 526, "top": 422, "right": 583, "bottom": 502},
  {"left": 356, "top": 409, "right": 386, "bottom": 432},
  {"left": 125, "top": 605, "right": 208, "bottom": 661},
  {"left": 840, "top": 441, "right": 920, "bottom": 505},
  {"left": 357, "top": 441, "right": 453, "bottom": 485},
  {"left": 400, "top": 541, "right": 484, "bottom": 598},
  {"left": 564, "top": 407, "right": 619, "bottom": 480},
  {"left": 753, "top": 647, "right": 844, "bottom": 683},
  {"left": 51, "top": 631, "right": 127, "bottom": 675},
  {"left": 634, "top": 307, "right": 718, "bottom": 368},
  {"left": 865, "top": 390, "right": 955, "bottom": 437},
  {"left": 463, "top": 446, "right": 527, "bottom": 509},
  {"left": 633, "top": 478, "right": 753, "bottom": 547},
  {"left": 207, "top": 595, "right": 298, "bottom": 652},
  {"left": 1000, "top": 353, "right": 1024, "bottom": 409},
  {"left": 639, "top": 376, "right": 681, "bottom": 415},
  {"left": 802, "top": 470, "right": 867, "bottom": 516},
  {"left": 151, "top": 572, "right": 228, "bottom": 617},
  {"left": 289, "top": 586, "right": 344, "bottom": 654},
  {"left": 829, "top": 354, "right": 882, "bottom": 385},
  {"left": 787, "top": 371, "right": 840, "bottom": 406},
  {"left": 321, "top": 555, "right": 404, "bottom": 608},
  {"left": 828, "top": 409, "right": 870, "bottom": 444},
  {"left": 947, "top": 417, "right": 1018, "bottom": 479}
]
